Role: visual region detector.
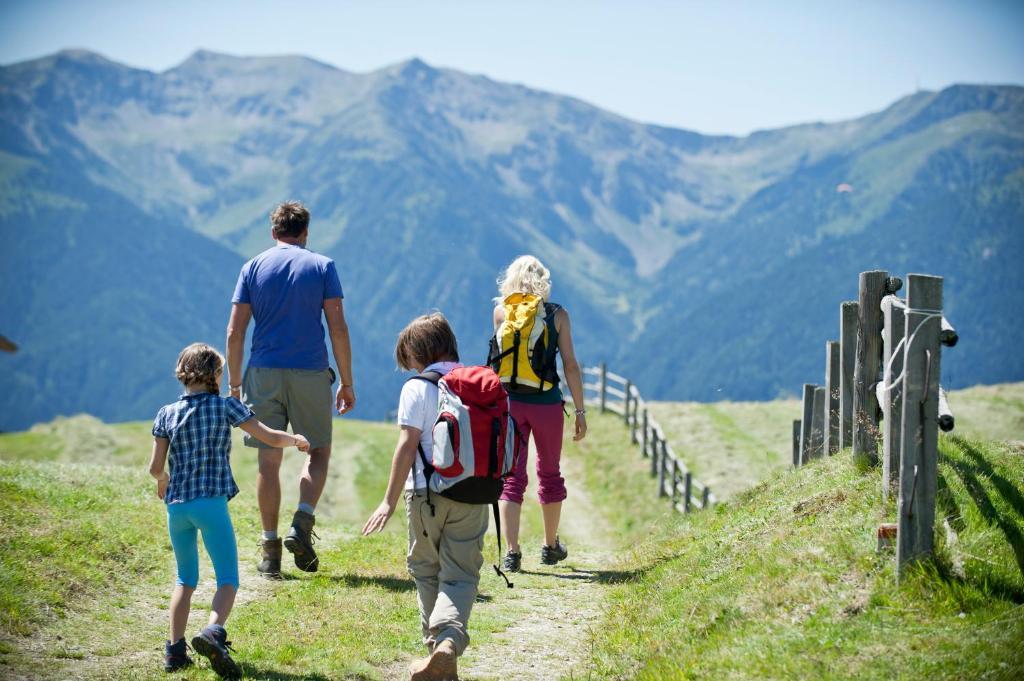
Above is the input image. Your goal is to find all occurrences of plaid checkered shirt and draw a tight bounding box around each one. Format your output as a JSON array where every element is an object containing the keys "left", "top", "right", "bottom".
[{"left": 152, "top": 393, "right": 254, "bottom": 504}]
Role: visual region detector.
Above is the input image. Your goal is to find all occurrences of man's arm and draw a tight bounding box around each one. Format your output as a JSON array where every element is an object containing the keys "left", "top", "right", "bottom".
[
  {"left": 226, "top": 303, "right": 252, "bottom": 398},
  {"left": 323, "top": 298, "right": 355, "bottom": 414}
]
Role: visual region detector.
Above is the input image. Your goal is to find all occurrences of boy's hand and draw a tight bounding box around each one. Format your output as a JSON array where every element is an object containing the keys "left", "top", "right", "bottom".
[
  {"left": 156, "top": 474, "right": 169, "bottom": 500},
  {"left": 293, "top": 434, "right": 310, "bottom": 452},
  {"left": 361, "top": 501, "right": 394, "bottom": 535},
  {"left": 574, "top": 413, "right": 588, "bottom": 441}
]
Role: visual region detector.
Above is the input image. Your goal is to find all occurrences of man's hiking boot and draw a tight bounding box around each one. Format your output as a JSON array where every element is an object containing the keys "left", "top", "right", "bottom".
[
  {"left": 283, "top": 510, "right": 319, "bottom": 572},
  {"left": 502, "top": 549, "right": 522, "bottom": 573},
  {"left": 541, "top": 537, "right": 568, "bottom": 566},
  {"left": 257, "top": 537, "right": 282, "bottom": 579},
  {"left": 164, "top": 638, "right": 192, "bottom": 672},
  {"left": 191, "top": 625, "right": 241, "bottom": 680},
  {"left": 409, "top": 638, "right": 458, "bottom": 681}
]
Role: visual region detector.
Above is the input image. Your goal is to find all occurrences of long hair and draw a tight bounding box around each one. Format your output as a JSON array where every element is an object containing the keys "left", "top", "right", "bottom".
[
  {"left": 175, "top": 343, "right": 224, "bottom": 394},
  {"left": 496, "top": 255, "right": 552, "bottom": 303}
]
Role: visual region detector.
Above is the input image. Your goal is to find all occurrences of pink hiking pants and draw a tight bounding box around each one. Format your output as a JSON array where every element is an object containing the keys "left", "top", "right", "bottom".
[{"left": 500, "top": 400, "right": 567, "bottom": 505}]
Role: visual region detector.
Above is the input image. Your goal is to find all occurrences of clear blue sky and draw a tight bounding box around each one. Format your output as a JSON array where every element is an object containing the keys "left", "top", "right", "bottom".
[{"left": 1, "top": 0, "right": 1021, "bottom": 135}]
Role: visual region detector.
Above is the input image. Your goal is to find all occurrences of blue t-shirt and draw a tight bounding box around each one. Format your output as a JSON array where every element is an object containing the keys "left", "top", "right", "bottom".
[{"left": 232, "top": 244, "right": 344, "bottom": 370}]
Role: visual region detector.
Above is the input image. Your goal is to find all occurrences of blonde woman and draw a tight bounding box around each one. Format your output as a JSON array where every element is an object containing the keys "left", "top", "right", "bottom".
[{"left": 490, "top": 255, "right": 587, "bottom": 572}]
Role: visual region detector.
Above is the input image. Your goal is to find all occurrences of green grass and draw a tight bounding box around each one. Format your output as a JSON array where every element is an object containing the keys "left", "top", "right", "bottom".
[
  {"left": 586, "top": 435, "right": 1024, "bottom": 680},
  {"left": 648, "top": 382, "right": 1024, "bottom": 501}
]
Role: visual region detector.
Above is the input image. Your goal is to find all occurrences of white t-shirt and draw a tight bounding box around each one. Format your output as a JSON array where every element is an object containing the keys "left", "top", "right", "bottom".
[{"left": 397, "top": 361, "right": 462, "bottom": 490}]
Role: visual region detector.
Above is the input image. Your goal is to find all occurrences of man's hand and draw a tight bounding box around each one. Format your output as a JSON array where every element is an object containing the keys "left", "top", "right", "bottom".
[
  {"left": 156, "top": 473, "right": 169, "bottom": 500},
  {"left": 361, "top": 500, "right": 394, "bottom": 535},
  {"left": 293, "top": 434, "right": 310, "bottom": 452},
  {"left": 337, "top": 385, "right": 356, "bottom": 415}
]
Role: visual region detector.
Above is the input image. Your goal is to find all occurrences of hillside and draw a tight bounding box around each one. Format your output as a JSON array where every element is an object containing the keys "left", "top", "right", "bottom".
[
  {"left": 1, "top": 50, "right": 1022, "bottom": 431},
  {"left": 648, "top": 381, "right": 1024, "bottom": 501},
  {"left": 1, "top": 387, "right": 1021, "bottom": 679}
]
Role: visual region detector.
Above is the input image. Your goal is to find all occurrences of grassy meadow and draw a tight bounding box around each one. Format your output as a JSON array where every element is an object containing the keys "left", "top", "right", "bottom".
[{"left": 0, "top": 384, "right": 1021, "bottom": 679}]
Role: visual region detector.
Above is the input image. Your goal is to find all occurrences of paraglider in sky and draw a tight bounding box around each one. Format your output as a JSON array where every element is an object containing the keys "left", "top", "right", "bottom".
[{"left": 836, "top": 183, "right": 854, "bottom": 193}]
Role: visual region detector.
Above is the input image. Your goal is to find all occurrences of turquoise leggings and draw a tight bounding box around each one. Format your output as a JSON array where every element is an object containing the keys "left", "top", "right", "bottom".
[{"left": 167, "top": 496, "right": 239, "bottom": 589}]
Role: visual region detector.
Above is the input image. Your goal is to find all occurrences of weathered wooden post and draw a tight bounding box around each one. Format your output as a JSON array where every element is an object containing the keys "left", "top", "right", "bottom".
[
  {"left": 839, "top": 301, "right": 859, "bottom": 450},
  {"left": 853, "top": 271, "right": 889, "bottom": 464},
  {"left": 599, "top": 362, "right": 608, "bottom": 413},
  {"left": 657, "top": 439, "right": 668, "bottom": 496},
  {"left": 671, "top": 458, "right": 679, "bottom": 504},
  {"left": 701, "top": 486, "right": 710, "bottom": 509},
  {"left": 897, "top": 274, "right": 943, "bottom": 579},
  {"left": 623, "top": 380, "right": 632, "bottom": 425},
  {"left": 792, "top": 419, "right": 801, "bottom": 468},
  {"left": 825, "top": 341, "right": 840, "bottom": 455},
  {"left": 810, "top": 386, "right": 827, "bottom": 460},
  {"left": 630, "top": 396, "right": 639, "bottom": 444},
  {"left": 641, "top": 409, "right": 649, "bottom": 458},
  {"left": 684, "top": 471, "right": 693, "bottom": 513},
  {"left": 650, "top": 429, "right": 659, "bottom": 476},
  {"left": 881, "top": 294, "right": 906, "bottom": 499},
  {"left": 800, "top": 384, "right": 816, "bottom": 465}
]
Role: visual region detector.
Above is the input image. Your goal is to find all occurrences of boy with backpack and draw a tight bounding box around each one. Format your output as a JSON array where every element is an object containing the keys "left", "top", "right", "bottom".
[{"left": 362, "top": 313, "right": 519, "bottom": 681}]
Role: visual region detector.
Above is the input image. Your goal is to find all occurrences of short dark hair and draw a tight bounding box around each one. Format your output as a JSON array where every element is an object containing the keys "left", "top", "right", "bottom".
[
  {"left": 395, "top": 313, "right": 460, "bottom": 371},
  {"left": 270, "top": 201, "right": 310, "bottom": 238}
]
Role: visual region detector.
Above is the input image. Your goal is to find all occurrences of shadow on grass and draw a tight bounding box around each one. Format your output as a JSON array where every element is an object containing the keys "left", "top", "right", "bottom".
[
  {"left": 517, "top": 552, "right": 686, "bottom": 585},
  {"left": 238, "top": 663, "right": 332, "bottom": 680},
  {"left": 325, "top": 573, "right": 416, "bottom": 592}
]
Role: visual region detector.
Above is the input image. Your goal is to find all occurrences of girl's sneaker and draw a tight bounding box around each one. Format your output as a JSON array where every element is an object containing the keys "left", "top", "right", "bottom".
[
  {"left": 164, "top": 638, "right": 193, "bottom": 672},
  {"left": 541, "top": 537, "right": 568, "bottom": 565},
  {"left": 191, "top": 625, "right": 241, "bottom": 679}
]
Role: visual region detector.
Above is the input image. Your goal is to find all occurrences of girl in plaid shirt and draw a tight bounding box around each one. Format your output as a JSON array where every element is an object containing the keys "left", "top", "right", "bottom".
[{"left": 149, "top": 343, "right": 310, "bottom": 678}]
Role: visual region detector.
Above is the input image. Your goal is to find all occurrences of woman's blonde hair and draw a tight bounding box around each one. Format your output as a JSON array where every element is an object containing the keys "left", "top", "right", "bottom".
[
  {"left": 496, "top": 255, "right": 552, "bottom": 302},
  {"left": 175, "top": 343, "right": 224, "bottom": 394},
  {"left": 395, "top": 313, "right": 460, "bottom": 371}
]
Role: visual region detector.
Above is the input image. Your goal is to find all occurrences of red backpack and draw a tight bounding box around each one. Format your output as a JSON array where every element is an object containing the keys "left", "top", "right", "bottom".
[{"left": 411, "top": 365, "right": 523, "bottom": 586}]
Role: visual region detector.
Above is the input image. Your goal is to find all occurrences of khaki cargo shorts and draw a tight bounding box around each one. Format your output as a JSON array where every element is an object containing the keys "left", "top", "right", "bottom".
[{"left": 242, "top": 367, "right": 334, "bottom": 450}]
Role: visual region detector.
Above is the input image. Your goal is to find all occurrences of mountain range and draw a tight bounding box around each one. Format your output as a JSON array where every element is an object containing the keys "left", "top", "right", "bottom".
[{"left": 1, "top": 49, "right": 1021, "bottom": 430}]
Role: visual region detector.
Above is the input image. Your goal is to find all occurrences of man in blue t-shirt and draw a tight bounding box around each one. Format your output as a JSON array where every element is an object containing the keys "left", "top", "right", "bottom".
[{"left": 226, "top": 201, "right": 355, "bottom": 578}]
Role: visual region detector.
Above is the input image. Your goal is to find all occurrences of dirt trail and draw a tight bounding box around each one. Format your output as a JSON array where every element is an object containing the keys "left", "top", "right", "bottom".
[{"left": 457, "top": 449, "right": 614, "bottom": 681}]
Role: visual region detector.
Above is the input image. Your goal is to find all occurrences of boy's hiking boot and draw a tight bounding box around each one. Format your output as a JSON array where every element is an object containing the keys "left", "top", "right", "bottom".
[
  {"left": 164, "top": 638, "right": 192, "bottom": 672},
  {"left": 191, "top": 625, "right": 241, "bottom": 680},
  {"left": 541, "top": 537, "right": 568, "bottom": 566},
  {"left": 409, "top": 638, "right": 457, "bottom": 681},
  {"left": 502, "top": 549, "right": 522, "bottom": 573},
  {"left": 257, "top": 537, "right": 282, "bottom": 579},
  {"left": 284, "top": 510, "right": 319, "bottom": 572}
]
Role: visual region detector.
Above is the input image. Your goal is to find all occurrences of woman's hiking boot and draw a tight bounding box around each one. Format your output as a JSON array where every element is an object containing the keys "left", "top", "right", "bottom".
[
  {"left": 502, "top": 549, "right": 522, "bottom": 573},
  {"left": 409, "top": 638, "right": 458, "bottom": 681},
  {"left": 191, "top": 624, "right": 241, "bottom": 680},
  {"left": 541, "top": 537, "right": 568, "bottom": 566},
  {"left": 257, "top": 537, "right": 283, "bottom": 579},
  {"left": 164, "top": 638, "right": 192, "bottom": 672},
  {"left": 283, "top": 510, "right": 319, "bottom": 572}
]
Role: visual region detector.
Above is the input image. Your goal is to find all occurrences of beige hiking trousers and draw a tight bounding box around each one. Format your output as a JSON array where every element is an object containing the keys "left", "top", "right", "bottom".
[{"left": 405, "top": 490, "right": 488, "bottom": 655}]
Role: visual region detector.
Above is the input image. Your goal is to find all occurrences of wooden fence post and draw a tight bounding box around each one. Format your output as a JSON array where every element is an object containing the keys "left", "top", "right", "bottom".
[
  {"left": 853, "top": 270, "right": 888, "bottom": 464},
  {"left": 701, "top": 486, "right": 710, "bottom": 509},
  {"left": 839, "top": 301, "right": 859, "bottom": 450},
  {"left": 658, "top": 440, "right": 668, "bottom": 496},
  {"left": 800, "top": 384, "right": 815, "bottom": 465},
  {"left": 650, "top": 430, "right": 659, "bottom": 476},
  {"left": 630, "top": 397, "right": 639, "bottom": 444},
  {"left": 881, "top": 295, "right": 906, "bottom": 500},
  {"left": 623, "top": 380, "right": 632, "bottom": 425},
  {"left": 810, "top": 386, "right": 826, "bottom": 460},
  {"left": 684, "top": 471, "right": 692, "bottom": 513},
  {"left": 825, "top": 341, "right": 840, "bottom": 455},
  {"left": 641, "top": 409, "right": 649, "bottom": 458},
  {"left": 897, "top": 274, "right": 943, "bottom": 579},
  {"left": 671, "top": 458, "right": 679, "bottom": 504},
  {"left": 599, "top": 362, "right": 608, "bottom": 413},
  {"left": 792, "top": 419, "right": 801, "bottom": 468}
]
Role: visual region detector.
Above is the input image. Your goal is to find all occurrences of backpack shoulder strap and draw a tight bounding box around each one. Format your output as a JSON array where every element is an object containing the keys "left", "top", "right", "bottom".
[
  {"left": 408, "top": 370, "right": 442, "bottom": 386},
  {"left": 406, "top": 370, "right": 442, "bottom": 515}
]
